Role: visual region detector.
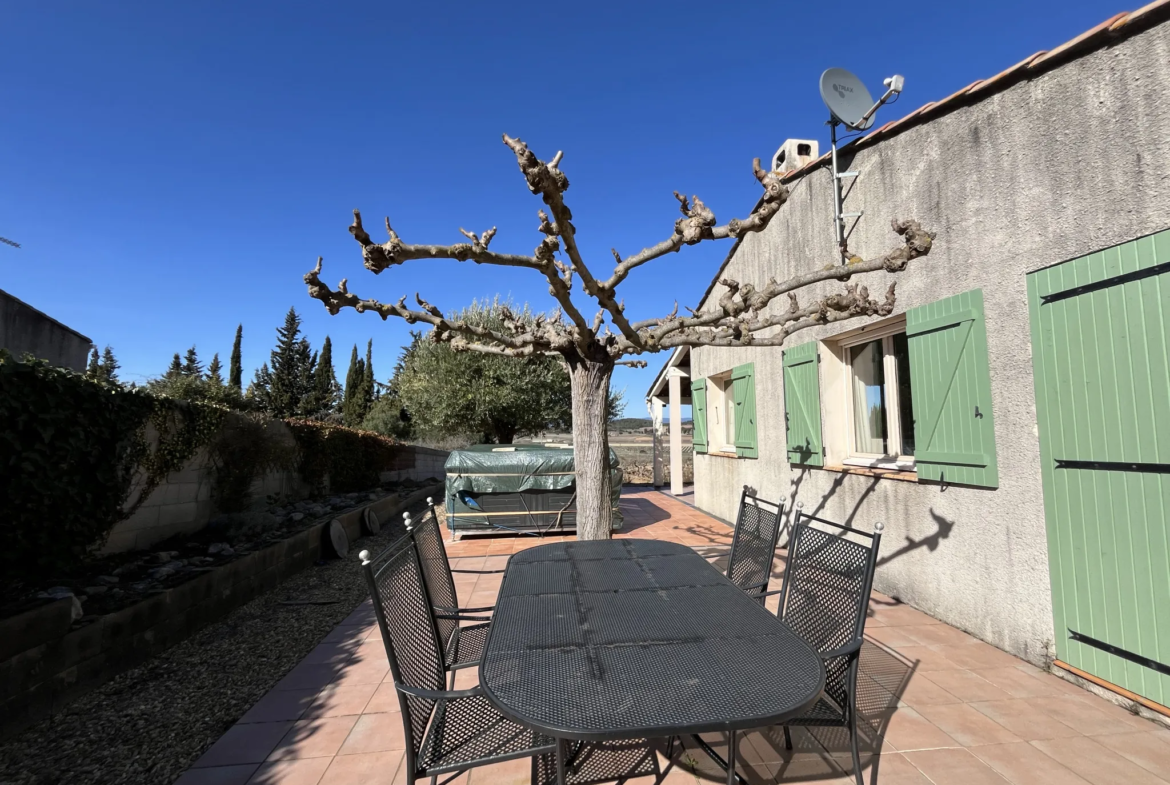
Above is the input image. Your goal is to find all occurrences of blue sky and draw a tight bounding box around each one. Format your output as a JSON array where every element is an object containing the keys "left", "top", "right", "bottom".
[{"left": 1, "top": 0, "right": 1128, "bottom": 416}]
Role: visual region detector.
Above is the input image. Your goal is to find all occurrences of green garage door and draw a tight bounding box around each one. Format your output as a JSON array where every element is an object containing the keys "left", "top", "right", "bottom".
[{"left": 1028, "top": 228, "right": 1170, "bottom": 708}]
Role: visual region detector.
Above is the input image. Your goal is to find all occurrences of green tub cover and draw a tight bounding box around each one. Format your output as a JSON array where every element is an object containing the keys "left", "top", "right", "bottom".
[{"left": 444, "top": 444, "right": 623, "bottom": 530}]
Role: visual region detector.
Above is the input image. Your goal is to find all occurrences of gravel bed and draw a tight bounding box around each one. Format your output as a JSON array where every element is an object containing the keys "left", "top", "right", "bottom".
[{"left": 0, "top": 500, "right": 431, "bottom": 785}]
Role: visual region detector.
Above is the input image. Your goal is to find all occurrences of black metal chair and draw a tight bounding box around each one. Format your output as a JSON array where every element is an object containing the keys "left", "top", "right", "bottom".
[
  {"left": 533, "top": 739, "right": 663, "bottom": 785},
  {"left": 360, "top": 536, "right": 557, "bottom": 785},
  {"left": 405, "top": 500, "right": 501, "bottom": 684},
  {"left": 771, "top": 502, "right": 884, "bottom": 785},
  {"left": 724, "top": 486, "right": 787, "bottom": 602}
]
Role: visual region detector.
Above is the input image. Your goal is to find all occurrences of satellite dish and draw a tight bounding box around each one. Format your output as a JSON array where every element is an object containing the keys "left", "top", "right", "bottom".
[{"left": 820, "top": 68, "right": 876, "bottom": 131}]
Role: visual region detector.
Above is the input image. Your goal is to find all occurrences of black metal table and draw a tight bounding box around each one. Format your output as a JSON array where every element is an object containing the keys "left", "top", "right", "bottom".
[{"left": 479, "top": 539, "right": 825, "bottom": 785}]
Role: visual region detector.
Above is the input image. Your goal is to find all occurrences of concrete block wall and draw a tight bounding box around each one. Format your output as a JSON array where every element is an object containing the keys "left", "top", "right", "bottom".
[
  {"left": 103, "top": 434, "right": 448, "bottom": 554},
  {"left": 0, "top": 483, "right": 442, "bottom": 740}
]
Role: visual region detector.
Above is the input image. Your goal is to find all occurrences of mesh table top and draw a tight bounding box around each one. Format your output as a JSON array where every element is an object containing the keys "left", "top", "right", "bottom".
[{"left": 479, "top": 539, "right": 825, "bottom": 740}]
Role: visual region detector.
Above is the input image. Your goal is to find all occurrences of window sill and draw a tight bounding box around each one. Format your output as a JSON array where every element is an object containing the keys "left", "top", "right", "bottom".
[
  {"left": 824, "top": 464, "right": 918, "bottom": 483},
  {"left": 706, "top": 450, "right": 738, "bottom": 459}
]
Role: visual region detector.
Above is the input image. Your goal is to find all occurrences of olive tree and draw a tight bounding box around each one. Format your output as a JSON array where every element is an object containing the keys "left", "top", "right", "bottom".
[{"left": 306, "top": 134, "right": 934, "bottom": 540}]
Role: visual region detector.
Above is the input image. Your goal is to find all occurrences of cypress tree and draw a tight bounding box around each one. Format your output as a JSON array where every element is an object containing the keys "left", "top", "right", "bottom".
[
  {"left": 310, "top": 336, "right": 340, "bottom": 417},
  {"left": 252, "top": 307, "right": 314, "bottom": 418},
  {"left": 167, "top": 353, "right": 183, "bottom": 378},
  {"left": 342, "top": 344, "right": 365, "bottom": 426},
  {"left": 182, "top": 346, "right": 202, "bottom": 377},
  {"left": 99, "top": 346, "right": 120, "bottom": 384},
  {"left": 85, "top": 348, "right": 101, "bottom": 380},
  {"left": 228, "top": 324, "right": 243, "bottom": 391},
  {"left": 207, "top": 353, "right": 224, "bottom": 386},
  {"left": 362, "top": 339, "right": 376, "bottom": 412}
]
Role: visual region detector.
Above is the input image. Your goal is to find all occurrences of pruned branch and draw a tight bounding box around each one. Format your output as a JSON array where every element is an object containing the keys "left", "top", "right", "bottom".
[
  {"left": 600, "top": 159, "right": 791, "bottom": 293},
  {"left": 624, "top": 218, "right": 935, "bottom": 352},
  {"left": 304, "top": 257, "right": 571, "bottom": 357},
  {"left": 308, "top": 132, "right": 934, "bottom": 368}
]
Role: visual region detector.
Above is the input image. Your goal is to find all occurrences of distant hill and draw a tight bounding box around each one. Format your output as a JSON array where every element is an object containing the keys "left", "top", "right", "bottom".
[{"left": 609, "top": 417, "right": 693, "bottom": 433}]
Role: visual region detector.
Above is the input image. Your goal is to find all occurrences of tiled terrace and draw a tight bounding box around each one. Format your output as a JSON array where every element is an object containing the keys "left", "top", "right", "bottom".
[{"left": 178, "top": 488, "right": 1170, "bottom": 785}]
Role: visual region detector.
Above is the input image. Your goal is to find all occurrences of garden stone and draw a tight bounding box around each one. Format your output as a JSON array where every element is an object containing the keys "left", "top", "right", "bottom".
[
  {"left": 289, "top": 512, "right": 305, "bottom": 522},
  {"left": 96, "top": 575, "right": 119, "bottom": 585},
  {"left": 85, "top": 586, "right": 108, "bottom": 595},
  {"left": 208, "top": 542, "right": 234, "bottom": 556},
  {"left": 154, "top": 551, "right": 179, "bottom": 564}
]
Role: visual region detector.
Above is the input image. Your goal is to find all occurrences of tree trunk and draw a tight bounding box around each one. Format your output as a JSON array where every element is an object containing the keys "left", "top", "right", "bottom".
[{"left": 568, "top": 355, "right": 614, "bottom": 540}]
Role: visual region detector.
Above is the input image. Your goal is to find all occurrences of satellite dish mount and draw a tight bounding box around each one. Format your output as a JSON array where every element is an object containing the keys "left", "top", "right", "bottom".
[{"left": 819, "top": 69, "right": 904, "bottom": 264}]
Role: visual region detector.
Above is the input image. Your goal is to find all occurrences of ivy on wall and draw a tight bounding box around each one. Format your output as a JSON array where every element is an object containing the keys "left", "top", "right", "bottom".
[
  {"left": 286, "top": 419, "right": 400, "bottom": 495},
  {"left": 1, "top": 353, "right": 405, "bottom": 587},
  {"left": 0, "top": 353, "right": 225, "bottom": 582}
]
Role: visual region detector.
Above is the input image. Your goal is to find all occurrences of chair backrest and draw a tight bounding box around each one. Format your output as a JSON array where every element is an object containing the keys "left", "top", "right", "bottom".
[
  {"left": 360, "top": 536, "right": 446, "bottom": 759},
  {"left": 725, "top": 486, "right": 787, "bottom": 595},
  {"left": 776, "top": 503, "right": 883, "bottom": 709},
  {"left": 406, "top": 502, "right": 461, "bottom": 660}
]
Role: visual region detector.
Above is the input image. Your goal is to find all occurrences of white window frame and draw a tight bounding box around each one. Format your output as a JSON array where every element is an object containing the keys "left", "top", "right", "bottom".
[
  {"left": 837, "top": 319, "right": 915, "bottom": 471},
  {"left": 705, "top": 371, "right": 737, "bottom": 454}
]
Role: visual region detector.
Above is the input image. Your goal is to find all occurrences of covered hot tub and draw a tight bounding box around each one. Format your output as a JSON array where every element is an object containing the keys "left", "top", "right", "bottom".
[{"left": 443, "top": 444, "right": 622, "bottom": 536}]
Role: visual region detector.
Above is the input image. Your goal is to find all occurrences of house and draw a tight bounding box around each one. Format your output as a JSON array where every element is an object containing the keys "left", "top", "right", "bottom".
[
  {"left": 648, "top": 2, "right": 1170, "bottom": 715},
  {"left": 0, "top": 288, "right": 92, "bottom": 371}
]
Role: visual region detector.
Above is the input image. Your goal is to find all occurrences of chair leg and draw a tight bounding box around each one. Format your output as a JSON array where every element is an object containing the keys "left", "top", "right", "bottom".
[
  {"left": 726, "top": 730, "right": 738, "bottom": 785},
  {"left": 783, "top": 726, "right": 792, "bottom": 751},
  {"left": 848, "top": 716, "right": 863, "bottom": 785}
]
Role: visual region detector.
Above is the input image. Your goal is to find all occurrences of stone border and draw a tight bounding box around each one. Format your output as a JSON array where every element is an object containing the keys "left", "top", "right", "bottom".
[{"left": 0, "top": 483, "right": 442, "bottom": 740}]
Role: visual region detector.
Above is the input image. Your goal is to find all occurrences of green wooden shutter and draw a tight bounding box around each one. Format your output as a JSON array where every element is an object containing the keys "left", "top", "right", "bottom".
[
  {"left": 690, "top": 378, "right": 707, "bottom": 454},
  {"left": 782, "top": 342, "right": 823, "bottom": 467},
  {"left": 731, "top": 362, "right": 757, "bottom": 458},
  {"left": 906, "top": 288, "right": 998, "bottom": 488}
]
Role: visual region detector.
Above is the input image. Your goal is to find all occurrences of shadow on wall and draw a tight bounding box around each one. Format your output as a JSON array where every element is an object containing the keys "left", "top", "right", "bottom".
[{"left": 788, "top": 469, "right": 957, "bottom": 568}]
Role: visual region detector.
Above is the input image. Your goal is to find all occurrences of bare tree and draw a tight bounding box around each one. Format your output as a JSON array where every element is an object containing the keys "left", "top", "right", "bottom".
[{"left": 306, "top": 134, "right": 934, "bottom": 540}]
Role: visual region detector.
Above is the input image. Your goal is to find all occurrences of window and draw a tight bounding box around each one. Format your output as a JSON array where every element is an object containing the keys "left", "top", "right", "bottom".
[
  {"left": 706, "top": 371, "right": 736, "bottom": 454},
  {"left": 783, "top": 289, "right": 997, "bottom": 488},
  {"left": 694, "top": 363, "right": 757, "bottom": 458},
  {"left": 840, "top": 321, "right": 915, "bottom": 469}
]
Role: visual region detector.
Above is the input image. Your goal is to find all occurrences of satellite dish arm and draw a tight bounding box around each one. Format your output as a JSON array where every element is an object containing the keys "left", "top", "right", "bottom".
[{"left": 857, "top": 75, "right": 904, "bottom": 129}]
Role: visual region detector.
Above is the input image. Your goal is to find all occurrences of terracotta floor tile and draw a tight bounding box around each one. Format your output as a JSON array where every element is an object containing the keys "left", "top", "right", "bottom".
[
  {"left": 320, "top": 624, "right": 373, "bottom": 646},
  {"left": 893, "top": 645, "right": 964, "bottom": 672},
  {"left": 916, "top": 703, "right": 1022, "bottom": 747},
  {"left": 971, "top": 741, "right": 1092, "bottom": 784},
  {"left": 968, "top": 699, "right": 1083, "bottom": 741},
  {"left": 970, "top": 666, "right": 1065, "bottom": 699},
  {"left": 900, "top": 624, "right": 979, "bottom": 647},
  {"left": 174, "top": 764, "right": 260, "bottom": 784},
  {"left": 466, "top": 755, "right": 533, "bottom": 784},
  {"left": 931, "top": 641, "right": 1026, "bottom": 670},
  {"left": 303, "top": 682, "right": 378, "bottom": 719},
  {"left": 275, "top": 664, "right": 343, "bottom": 692},
  {"left": 920, "top": 670, "right": 1013, "bottom": 702},
  {"left": 895, "top": 674, "right": 963, "bottom": 707},
  {"left": 362, "top": 683, "right": 403, "bottom": 715},
  {"left": 864, "top": 752, "right": 935, "bottom": 784},
  {"left": 238, "top": 690, "right": 319, "bottom": 724},
  {"left": 1030, "top": 696, "right": 1155, "bottom": 736},
  {"left": 332, "top": 661, "right": 389, "bottom": 687},
  {"left": 869, "top": 604, "right": 941, "bottom": 628},
  {"left": 194, "top": 723, "right": 297, "bottom": 768},
  {"left": 337, "top": 711, "right": 405, "bottom": 755},
  {"left": 319, "top": 751, "right": 405, "bottom": 785},
  {"left": 865, "top": 625, "right": 923, "bottom": 648},
  {"left": 1091, "top": 731, "right": 1170, "bottom": 780},
  {"left": 1031, "top": 735, "right": 1167, "bottom": 785},
  {"left": 902, "top": 747, "right": 1011, "bottom": 784},
  {"left": 301, "top": 641, "right": 359, "bottom": 666},
  {"left": 268, "top": 716, "right": 359, "bottom": 760},
  {"left": 247, "top": 757, "right": 331, "bottom": 785},
  {"left": 880, "top": 707, "right": 960, "bottom": 751}
]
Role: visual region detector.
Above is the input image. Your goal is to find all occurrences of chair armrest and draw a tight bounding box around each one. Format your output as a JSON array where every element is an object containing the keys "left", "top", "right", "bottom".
[
  {"left": 759, "top": 588, "right": 783, "bottom": 597},
  {"left": 450, "top": 568, "right": 506, "bottom": 575},
  {"left": 460, "top": 604, "right": 495, "bottom": 614},
  {"left": 435, "top": 612, "right": 492, "bottom": 622},
  {"left": 820, "top": 639, "right": 864, "bottom": 661},
  {"left": 396, "top": 683, "right": 483, "bottom": 700}
]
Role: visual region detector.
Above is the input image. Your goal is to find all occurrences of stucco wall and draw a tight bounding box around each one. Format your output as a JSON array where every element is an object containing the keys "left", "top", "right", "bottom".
[
  {"left": 688, "top": 22, "right": 1170, "bottom": 665},
  {"left": 0, "top": 289, "right": 91, "bottom": 371}
]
